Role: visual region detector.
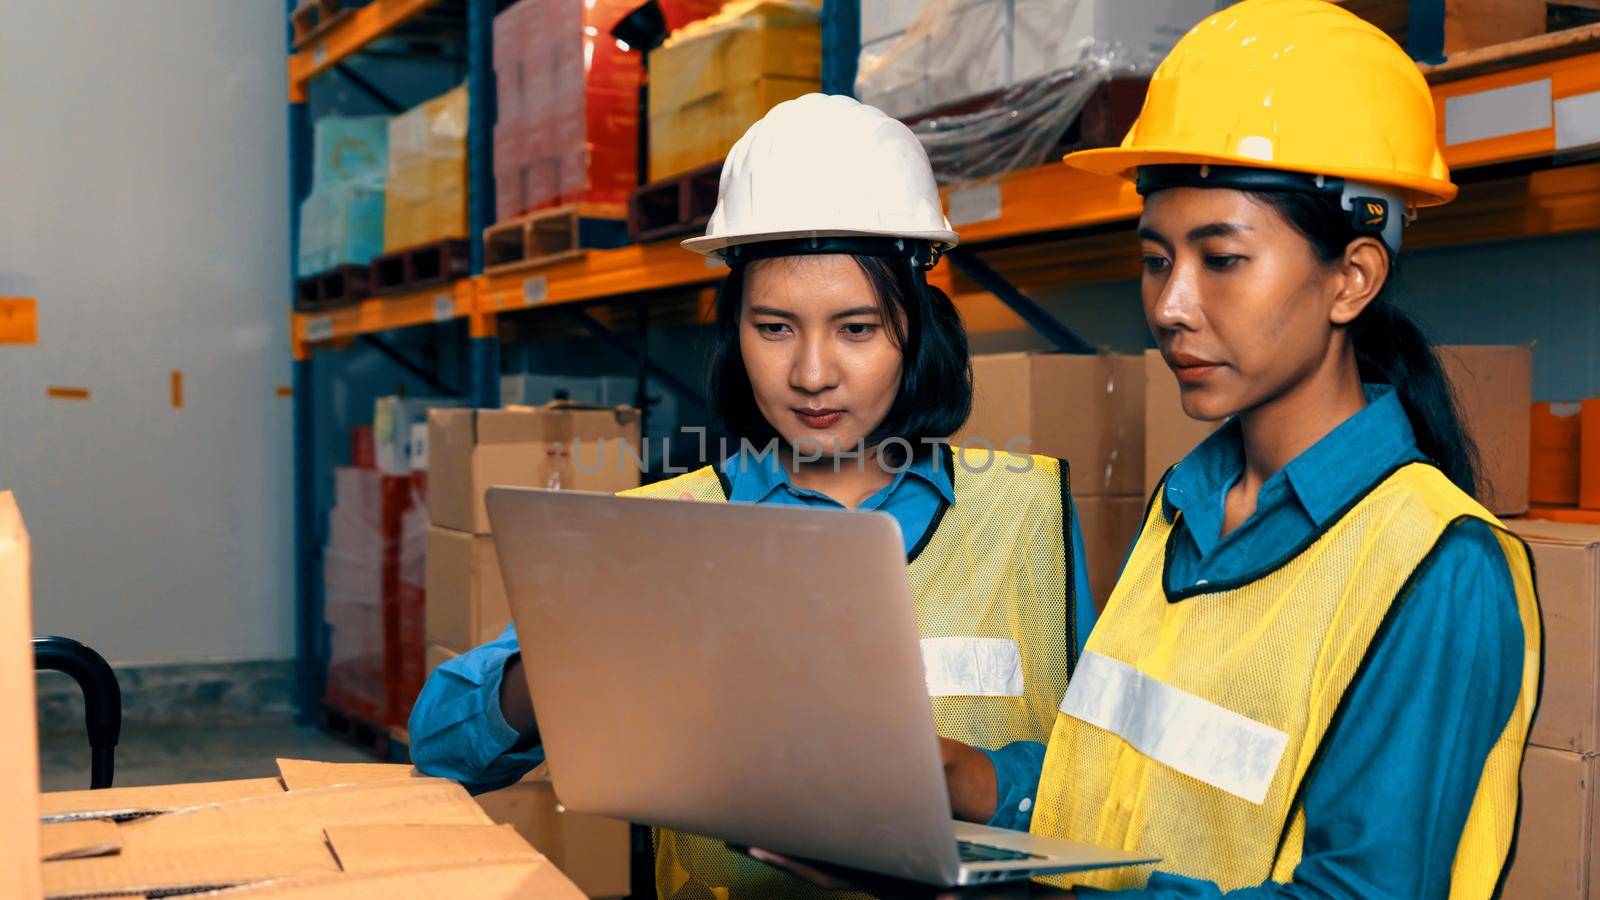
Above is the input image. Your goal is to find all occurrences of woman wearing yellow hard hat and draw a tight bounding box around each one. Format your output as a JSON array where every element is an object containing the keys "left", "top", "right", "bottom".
[
  {"left": 942, "top": 0, "right": 1543, "bottom": 896},
  {"left": 411, "top": 93, "right": 1100, "bottom": 899}
]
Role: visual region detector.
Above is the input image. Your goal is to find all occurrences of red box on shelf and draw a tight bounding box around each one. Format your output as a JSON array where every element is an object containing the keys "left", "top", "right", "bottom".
[{"left": 492, "top": 0, "right": 647, "bottom": 219}]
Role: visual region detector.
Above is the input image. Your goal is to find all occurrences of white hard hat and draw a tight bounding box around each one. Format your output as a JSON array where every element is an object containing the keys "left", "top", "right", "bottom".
[{"left": 682, "top": 94, "right": 959, "bottom": 260}]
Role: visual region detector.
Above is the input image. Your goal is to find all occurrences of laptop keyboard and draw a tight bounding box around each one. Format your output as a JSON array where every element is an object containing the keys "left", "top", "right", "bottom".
[{"left": 957, "top": 840, "right": 1045, "bottom": 863}]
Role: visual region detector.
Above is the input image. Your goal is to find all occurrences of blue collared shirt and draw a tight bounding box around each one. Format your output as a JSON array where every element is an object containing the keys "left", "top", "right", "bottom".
[
  {"left": 410, "top": 446, "right": 1099, "bottom": 827},
  {"left": 1078, "top": 385, "right": 1525, "bottom": 899}
]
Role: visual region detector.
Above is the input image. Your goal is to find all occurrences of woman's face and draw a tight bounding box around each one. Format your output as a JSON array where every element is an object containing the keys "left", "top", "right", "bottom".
[
  {"left": 740, "top": 254, "right": 903, "bottom": 458},
  {"left": 1138, "top": 187, "right": 1355, "bottom": 422}
]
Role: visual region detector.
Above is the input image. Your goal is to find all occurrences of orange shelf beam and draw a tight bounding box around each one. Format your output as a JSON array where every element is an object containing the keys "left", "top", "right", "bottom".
[
  {"left": 292, "top": 277, "right": 474, "bottom": 358},
  {"left": 475, "top": 241, "right": 728, "bottom": 315},
  {"left": 1434, "top": 48, "right": 1600, "bottom": 169},
  {"left": 288, "top": 0, "right": 440, "bottom": 102}
]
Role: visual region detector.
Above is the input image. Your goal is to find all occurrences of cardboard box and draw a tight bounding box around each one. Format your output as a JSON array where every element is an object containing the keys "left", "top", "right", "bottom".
[
  {"left": 0, "top": 493, "right": 40, "bottom": 899},
  {"left": 429, "top": 404, "right": 643, "bottom": 535},
  {"left": 426, "top": 526, "right": 512, "bottom": 652},
  {"left": 957, "top": 351, "right": 1144, "bottom": 497},
  {"left": 1143, "top": 349, "right": 1220, "bottom": 499},
  {"left": 33, "top": 761, "right": 582, "bottom": 898},
  {"left": 1504, "top": 518, "right": 1600, "bottom": 754},
  {"left": 1440, "top": 345, "right": 1532, "bottom": 517},
  {"left": 1075, "top": 495, "right": 1145, "bottom": 611},
  {"left": 1581, "top": 399, "right": 1600, "bottom": 511},
  {"left": 1500, "top": 745, "right": 1596, "bottom": 898},
  {"left": 1534, "top": 401, "right": 1583, "bottom": 507},
  {"left": 1141, "top": 345, "right": 1534, "bottom": 516},
  {"left": 475, "top": 765, "right": 632, "bottom": 899}
]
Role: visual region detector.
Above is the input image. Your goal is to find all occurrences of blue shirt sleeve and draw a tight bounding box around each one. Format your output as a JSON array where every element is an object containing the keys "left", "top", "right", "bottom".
[
  {"left": 1080, "top": 520, "right": 1526, "bottom": 898},
  {"left": 408, "top": 623, "right": 546, "bottom": 793},
  {"left": 980, "top": 515, "right": 1099, "bottom": 832}
]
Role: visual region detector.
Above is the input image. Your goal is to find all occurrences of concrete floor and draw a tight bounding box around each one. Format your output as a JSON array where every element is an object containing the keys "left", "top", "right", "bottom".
[{"left": 38, "top": 720, "right": 377, "bottom": 792}]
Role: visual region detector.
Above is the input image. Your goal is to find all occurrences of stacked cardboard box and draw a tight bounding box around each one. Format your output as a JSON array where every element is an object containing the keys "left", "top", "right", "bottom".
[
  {"left": 1500, "top": 519, "right": 1600, "bottom": 896},
  {"left": 492, "top": 0, "right": 642, "bottom": 219},
  {"left": 476, "top": 765, "right": 633, "bottom": 899},
  {"left": 297, "top": 115, "right": 387, "bottom": 276},
  {"left": 954, "top": 351, "right": 1145, "bottom": 610},
  {"left": 1142, "top": 345, "right": 1534, "bottom": 518},
  {"left": 647, "top": 0, "right": 822, "bottom": 181},
  {"left": 384, "top": 85, "right": 469, "bottom": 252},
  {"left": 424, "top": 404, "right": 643, "bottom": 663}
]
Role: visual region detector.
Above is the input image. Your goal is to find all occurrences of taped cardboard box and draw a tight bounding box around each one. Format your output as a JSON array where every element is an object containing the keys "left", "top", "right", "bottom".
[
  {"left": 1534, "top": 401, "right": 1584, "bottom": 507},
  {"left": 1500, "top": 745, "right": 1597, "bottom": 898},
  {"left": 1142, "top": 345, "right": 1533, "bottom": 516},
  {"left": 429, "top": 404, "right": 643, "bottom": 535},
  {"left": 956, "top": 351, "right": 1144, "bottom": 497},
  {"left": 476, "top": 764, "right": 632, "bottom": 899},
  {"left": 1503, "top": 518, "right": 1600, "bottom": 753},
  {"left": 426, "top": 525, "right": 512, "bottom": 652}
]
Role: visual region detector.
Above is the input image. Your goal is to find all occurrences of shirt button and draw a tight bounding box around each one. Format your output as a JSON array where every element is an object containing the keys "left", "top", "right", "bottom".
[{"left": 1018, "top": 797, "right": 1033, "bottom": 813}]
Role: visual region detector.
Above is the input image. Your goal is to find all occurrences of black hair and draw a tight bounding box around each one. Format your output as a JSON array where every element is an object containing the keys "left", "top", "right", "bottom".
[
  {"left": 707, "top": 253, "right": 973, "bottom": 452},
  {"left": 1247, "top": 190, "right": 1481, "bottom": 497}
]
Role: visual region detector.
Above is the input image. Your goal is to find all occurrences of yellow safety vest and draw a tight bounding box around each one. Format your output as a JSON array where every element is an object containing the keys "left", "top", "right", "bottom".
[
  {"left": 1030, "top": 462, "right": 1541, "bottom": 897},
  {"left": 621, "top": 447, "right": 1079, "bottom": 900}
]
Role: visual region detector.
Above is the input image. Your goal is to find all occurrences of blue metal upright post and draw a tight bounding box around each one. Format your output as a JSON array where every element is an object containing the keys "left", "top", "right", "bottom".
[
  {"left": 821, "top": 0, "right": 861, "bottom": 96},
  {"left": 470, "top": 337, "right": 501, "bottom": 408},
  {"left": 288, "top": 0, "right": 321, "bottom": 725},
  {"left": 467, "top": 0, "right": 495, "bottom": 276}
]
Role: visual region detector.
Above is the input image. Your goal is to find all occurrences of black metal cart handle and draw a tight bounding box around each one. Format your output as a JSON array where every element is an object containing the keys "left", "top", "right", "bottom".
[{"left": 33, "top": 635, "right": 121, "bottom": 789}]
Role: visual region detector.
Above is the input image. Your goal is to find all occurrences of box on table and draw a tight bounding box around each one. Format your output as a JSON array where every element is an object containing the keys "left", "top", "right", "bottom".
[
  {"left": 36, "top": 760, "right": 582, "bottom": 898},
  {"left": 384, "top": 85, "right": 469, "bottom": 252},
  {"left": 429, "top": 404, "right": 643, "bottom": 535},
  {"left": 1141, "top": 345, "right": 1533, "bottom": 517},
  {"left": 1500, "top": 745, "right": 1598, "bottom": 898},
  {"left": 647, "top": 0, "right": 821, "bottom": 181},
  {"left": 956, "top": 351, "right": 1144, "bottom": 497},
  {"left": 492, "top": 0, "right": 642, "bottom": 218},
  {"left": 426, "top": 525, "right": 513, "bottom": 652},
  {"left": 1503, "top": 518, "right": 1600, "bottom": 754},
  {"left": 475, "top": 764, "right": 632, "bottom": 899},
  {"left": 1075, "top": 495, "right": 1145, "bottom": 612},
  {"left": 1534, "top": 401, "right": 1583, "bottom": 507}
]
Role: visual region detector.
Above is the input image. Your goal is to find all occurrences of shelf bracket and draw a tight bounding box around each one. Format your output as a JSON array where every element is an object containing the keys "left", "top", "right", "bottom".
[
  {"left": 562, "top": 308, "right": 707, "bottom": 409},
  {"left": 333, "top": 63, "right": 405, "bottom": 114},
  {"left": 359, "top": 334, "right": 463, "bottom": 397},
  {"left": 945, "top": 249, "right": 1096, "bottom": 355}
]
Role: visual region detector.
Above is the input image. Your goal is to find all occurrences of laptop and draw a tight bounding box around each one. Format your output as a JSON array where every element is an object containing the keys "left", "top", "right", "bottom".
[{"left": 486, "top": 487, "right": 1156, "bottom": 887}]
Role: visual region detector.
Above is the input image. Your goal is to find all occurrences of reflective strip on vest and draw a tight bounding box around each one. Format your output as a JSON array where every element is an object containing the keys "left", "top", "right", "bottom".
[
  {"left": 1061, "top": 651, "right": 1287, "bottom": 804},
  {"left": 922, "top": 637, "right": 1025, "bottom": 698}
]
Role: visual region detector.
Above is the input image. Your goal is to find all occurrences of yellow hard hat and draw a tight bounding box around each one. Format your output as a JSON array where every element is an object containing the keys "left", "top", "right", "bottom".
[{"left": 1064, "top": 0, "right": 1457, "bottom": 210}]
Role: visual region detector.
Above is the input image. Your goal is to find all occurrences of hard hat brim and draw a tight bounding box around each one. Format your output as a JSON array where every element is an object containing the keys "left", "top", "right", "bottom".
[
  {"left": 1063, "top": 146, "right": 1459, "bottom": 208},
  {"left": 682, "top": 226, "right": 960, "bottom": 257}
]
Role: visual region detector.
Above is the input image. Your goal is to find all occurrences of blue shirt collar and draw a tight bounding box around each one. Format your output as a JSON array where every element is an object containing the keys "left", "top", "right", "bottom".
[
  {"left": 720, "top": 444, "right": 956, "bottom": 509},
  {"left": 1162, "top": 384, "right": 1422, "bottom": 536}
]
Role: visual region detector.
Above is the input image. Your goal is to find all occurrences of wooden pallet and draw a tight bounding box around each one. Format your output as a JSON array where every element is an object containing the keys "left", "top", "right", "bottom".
[
  {"left": 294, "top": 264, "right": 374, "bottom": 312},
  {"left": 290, "top": 0, "right": 362, "bottom": 50},
  {"left": 628, "top": 161, "right": 722, "bottom": 244},
  {"left": 1334, "top": 0, "right": 1600, "bottom": 60},
  {"left": 482, "top": 205, "right": 630, "bottom": 275},
  {"left": 320, "top": 700, "right": 405, "bottom": 762},
  {"left": 371, "top": 238, "right": 471, "bottom": 295}
]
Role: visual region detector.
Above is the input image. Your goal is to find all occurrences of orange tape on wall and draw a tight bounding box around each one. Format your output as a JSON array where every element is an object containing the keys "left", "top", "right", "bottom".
[
  {"left": 46, "top": 387, "right": 89, "bottom": 400},
  {"left": 0, "top": 298, "right": 38, "bottom": 345},
  {"left": 171, "top": 371, "right": 184, "bottom": 409},
  {"left": 276, "top": 386, "right": 293, "bottom": 397}
]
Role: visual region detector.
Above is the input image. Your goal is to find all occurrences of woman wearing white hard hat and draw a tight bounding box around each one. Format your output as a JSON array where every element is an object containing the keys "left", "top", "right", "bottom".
[{"left": 409, "top": 93, "right": 1099, "bottom": 899}]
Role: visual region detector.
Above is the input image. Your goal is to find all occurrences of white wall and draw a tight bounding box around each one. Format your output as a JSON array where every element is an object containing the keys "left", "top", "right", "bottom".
[{"left": 0, "top": 2, "right": 292, "bottom": 663}]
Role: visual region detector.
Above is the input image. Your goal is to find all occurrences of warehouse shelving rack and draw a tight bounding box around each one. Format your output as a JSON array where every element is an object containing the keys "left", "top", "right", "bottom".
[{"left": 286, "top": 2, "right": 1600, "bottom": 723}]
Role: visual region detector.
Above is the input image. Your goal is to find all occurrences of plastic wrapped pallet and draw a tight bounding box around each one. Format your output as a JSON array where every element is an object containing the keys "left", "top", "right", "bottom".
[
  {"left": 647, "top": 0, "right": 822, "bottom": 181},
  {"left": 384, "top": 85, "right": 469, "bottom": 252},
  {"left": 297, "top": 115, "right": 388, "bottom": 276},
  {"left": 492, "top": 0, "right": 644, "bottom": 219},
  {"left": 855, "top": 0, "right": 1214, "bottom": 183},
  {"left": 323, "top": 466, "right": 409, "bottom": 724}
]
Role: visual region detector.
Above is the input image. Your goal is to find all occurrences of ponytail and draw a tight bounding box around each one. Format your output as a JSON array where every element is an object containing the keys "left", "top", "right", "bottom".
[{"left": 1248, "top": 191, "right": 1481, "bottom": 497}]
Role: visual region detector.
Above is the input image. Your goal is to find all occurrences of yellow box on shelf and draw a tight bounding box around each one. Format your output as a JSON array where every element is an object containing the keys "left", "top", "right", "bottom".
[
  {"left": 385, "top": 85, "right": 469, "bottom": 252},
  {"left": 647, "top": 0, "right": 822, "bottom": 181}
]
